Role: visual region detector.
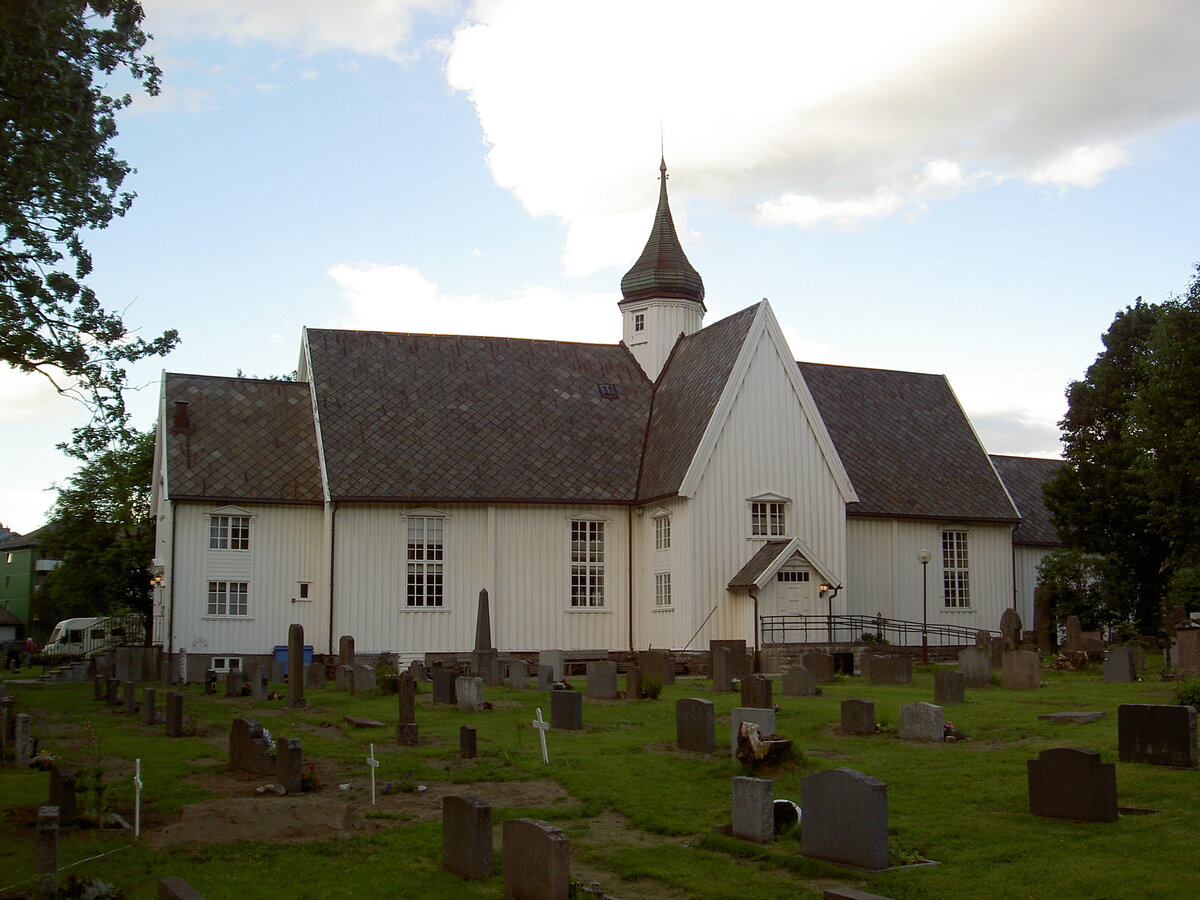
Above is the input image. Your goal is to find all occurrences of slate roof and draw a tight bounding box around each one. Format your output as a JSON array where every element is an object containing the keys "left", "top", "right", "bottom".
[
  {"left": 304, "top": 330, "right": 654, "bottom": 503},
  {"left": 990, "top": 455, "right": 1064, "bottom": 546},
  {"left": 727, "top": 540, "right": 793, "bottom": 590},
  {"left": 637, "top": 304, "right": 760, "bottom": 502},
  {"left": 620, "top": 159, "right": 705, "bottom": 307},
  {"left": 163, "top": 374, "right": 324, "bottom": 504},
  {"left": 796, "top": 362, "right": 1019, "bottom": 522}
]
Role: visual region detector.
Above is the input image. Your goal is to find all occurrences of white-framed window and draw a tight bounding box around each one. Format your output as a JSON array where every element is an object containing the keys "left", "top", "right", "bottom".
[
  {"left": 750, "top": 501, "right": 787, "bottom": 537},
  {"left": 297, "top": 582, "right": 311, "bottom": 601},
  {"left": 777, "top": 570, "right": 810, "bottom": 583},
  {"left": 654, "top": 514, "right": 671, "bottom": 550},
  {"left": 655, "top": 572, "right": 672, "bottom": 607},
  {"left": 207, "top": 581, "right": 248, "bottom": 616},
  {"left": 942, "top": 530, "right": 971, "bottom": 608},
  {"left": 211, "top": 656, "right": 242, "bottom": 673},
  {"left": 406, "top": 516, "right": 444, "bottom": 607},
  {"left": 209, "top": 515, "right": 250, "bottom": 550},
  {"left": 634, "top": 312, "right": 645, "bottom": 333},
  {"left": 570, "top": 519, "right": 605, "bottom": 607}
]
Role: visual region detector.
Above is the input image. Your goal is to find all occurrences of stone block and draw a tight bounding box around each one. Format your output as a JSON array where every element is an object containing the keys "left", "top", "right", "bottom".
[
  {"left": 106, "top": 678, "right": 120, "bottom": 706},
  {"left": 675, "top": 698, "right": 715, "bottom": 753},
  {"left": 502, "top": 818, "right": 570, "bottom": 900},
  {"left": 286, "top": 623, "right": 306, "bottom": 707},
  {"left": 456, "top": 676, "right": 484, "bottom": 712},
  {"left": 408, "top": 659, "right": 428, "bottom": 682},
  {"left": 351, "top": 665, "right": 376, "bottom": 693},
  {"left": 638, "top": 649, "right": 675, "bottom": 685},
  {"left": 958, "top": 646, "right": 990, "bottom": 688},
  {"left": 840, "top": 699, "right": 875, "bottom": 736},
  {"left": 625, "top": 665, "right": 642, "bottom": 700},
  {"left": 1117, "top": 703, "right": 1198, "bottom": 768},
  {"left": 122, "top": 680, "right": 138, "bottom": 713},
  {"left": 802, "top": 653, "right": 835, "bottom": 683},
  {"left": 48, "top": 765, "right": 77, "bottom": 821},
  {"left": 431, "top": 668, "right": 457, "bottom": 704},
  {"left": 538, "top": 650, "right": 565, "bottom": 682},
  {"left": 1027, "top": 747, "right": 1117, "bottom": 822},
  {"left": 276, "top": 737, "right": 303, "bottom": 794},
  {"left": 443, "top": 795, "right": 493, "bottom": 880},
  {"left": 868, "top": 656, "right": 912, "bottom": 685},
  {"left": 711, "top": 646, "right": 734, "bottom": 692},
  {"left": 142, "top": 688, "right": 158, "bottom": 726},
  {"left": 585, "top": 661, "right": 618, "bottom": 700},
  {"left": 305, "top": 663, "right": 324, "bottom": 689},
  {"left": 933, "top": 670, "right": 965, "bottom": 705},
  {"left": 165, "top": 692, "right": 184, "bottom": 737},
  {"left": 1039, "top": 711, "right": 1105, "bottom": 725},
  {"left": 251, "top": 666, "right": 269, "bottom": 702},
  {"left": 802, "top": 768, "right": 889, "bottom": 870},
  {"left": 506, "top": 660, "right": 530, "bottom": 689},
  {"left": 1002, "top": 650, "right": 1040, "bottom": 689},
  {"left": 15, "top": 713, "right": 31, "bottom": 768},
  {"left": 710, "top": 639, "right": 748, "bottom": 689},
  {"left": 730, "top": 707, "right": 776, "bottom": 758},
  {"left": 460, "top": 725, "right": 478, "bottom": 759},
  {"left": 899, "top": 702, "right": 943, "bottom": 742},
  {"left": 338, "top": 635, "right": 355, "bottom": 667},
  {"left": 536, "top": 664, "right": 555, "bottom": 691},
  {"left": 781, "top": 665, "right": 816, "bottom": 697},
  {"left": 740, "top": 673, "right": 773, "bottom": 709},
  {"left": 224, "top": 670, "right": 241, "bottom": 699},
  {"left": 1103, "top": 647, "right": 1136, "bottom": 683},
  {"left": 732, "top": 775, "right": 773, "bottom": 843},
  {"left": 550, "top": 690, "right": 582, "bottom": 730},
  {"left": 158, "top": 876, "right": 206, "bottom": 900},
  {"left": 229, "top": 718, "right": 275, "bottom": 776}
]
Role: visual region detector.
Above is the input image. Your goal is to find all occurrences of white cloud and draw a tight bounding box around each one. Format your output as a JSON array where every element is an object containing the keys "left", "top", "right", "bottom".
[
  {"left": 326, "top": 262, "right": 616, "bottom": 342},
  {"left": 444, "top": 0, "right": 1200, "bottom": 269},
  {"left": 0, "top": 367, "right": 85, "bottom": 424}
]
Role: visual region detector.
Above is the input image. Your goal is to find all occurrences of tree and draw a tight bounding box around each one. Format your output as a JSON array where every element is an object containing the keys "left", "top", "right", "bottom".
[
  {"left": 1036, "top": 547, "right": 1133, "bottom": 635},
  {"left": 1, "top": 1, "right": 177, "bottom": 433},
  {"left": 34, "top": 429, "right": 155, "bottom": 630}
]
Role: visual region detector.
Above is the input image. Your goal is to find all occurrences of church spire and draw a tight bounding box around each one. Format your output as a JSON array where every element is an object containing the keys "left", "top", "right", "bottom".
[{"left": 620, "top": 158, "right": 705, "bottom": 308}]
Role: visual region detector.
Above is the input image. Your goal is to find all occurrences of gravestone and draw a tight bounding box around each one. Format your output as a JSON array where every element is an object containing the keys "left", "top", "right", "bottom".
[
  {"left": 397, "top": 672, "right": 418, "bottom": 746},
  {"left": 502, "top": 818, "right": 570, "bottom": 900},
  {"left": 1000, "top": 608, "right": 1023, "bottom": 649},
  {"left": 408, "top": 659, "right": 428, "bottom": 682},
  {"left": 732, "top": 775, "right": 774, "bottom": 843},
  {"left": 781, "top": 665, "right": 817, "bottom": 697},
  {"left": 164, "top": 691, "right": 184, "bottom": 737},
  {"left": 304, "top": 663, "right": 323, "bottom": 688},
  {"left": 639, "top": 648, "right": 675, "bottom": 686},
  {"left": 868, "top": 656, "right": 912, "bottom": 685},
  {"left": 48, "top": 765, "right": 76, "bottom": 821},
  {"left": 934, "top": 670, "right": 965, "bottom": 705},
  {"left": 338, "top": 635, "right": 355, "bottom": 668},
  {"left": 801, "top": 768, "right": 889, "bottom": 870},
  {"left": 1002, "top": 650, "right": 1040, "bottom": 689},
  {"left": 93, "top": 675, "right": 105, "bottom": 701},
  {"left": 456, "top": 676, "right": 484, "bottom": 712},
  {"left": 431, "top": 668, "right": 457, "bottom": 704},
  {"left": 229, "top": 718, "right": 276, "bottom": 776},
  {"left": 122, "top": 680, "right": 138, "bottom": 713},
  {"left": 1064, "top": 615, "right": 1083, "bottom": 650},
  {"left": 1103, "top": 647, "right": 1137, "bottom": 683},
  {"left": 443, "top": 795, "right": 492, "bottom": 880},
  {"left": 142, "top": 688, "right": 158, "bottom": 726},
  {"left": 158, "top": 876, "right": 205, "bottom": 900},
  {"left": 730, "top": 707, "right": 776, "bottom": 758},
  {"left": 626, "top": 665, "right": 643, "bottom": 700},
  {"left": 271, "top": 659, "right": 286, "bottom": 684},
  {"left": 276, "top": 737, "right": 303, "bottom": 794},
  {"left": 460, "top": 725, "right": 478, "bottom": 759},
  {"left": 106, "top": 677, "right": 120, "bottom": 706},
  {"left": 711, "top": 639, "right": 749, "bottom": 688},
  {"left": 802, "top": 652, "right": 835, "bottom": 683},
  {"left": 539, "top": 650, "right": 565, "bottom": 682},
  {"left": 1027, "top": 747, "right": 1117, "bottom": 822},
  {"left": 1177, "top": 629, "right": 1200, "bottom": 676},
  {"left": 585, "top": 661, "right": 618, "bottom": 700},
  {"left": 711, "top": 646, "right": 734, "bottom": 692},
  {"left": 252, "top": 665, "right": 269, "bottom": 702},
  {"left": 899, "top": 702, "right": 944, "bottom": 742},
  {"left": 536, "top": 665, "right": 555, "bottom": 691},
  {"left": 1039, "top": 711, "right": 1105, "bottom": 725},
  {"left": 1117, "top": 703, "right": 1198, "bottom": 768},
  {"left": 506, "top": 661, "right": 530, "bottom": 690},
  {"left": 740, "top": 673, "right": 773, "bottom": 709},
  {"left": 351, "top": 665, "right": 376, "bottom": 693},
  {"left": 958, "top": 646, "right": 990, "bottom": 688},
  {"left": 675, "top": 698, "right": 715, "bottom": 753},
  {"left": 36, "top": 806, "right": 58, "bottom": 885},
  {"left": 224, "top": 670, "right": 241, "bottom": 699},
  {"left": 16, "top": 713, "right": 32, "bottom": 768},
  {"left": 286, "top": 623, "right": 306, "bottom": 707},
  {"left": 550, "top": 690, "right": 582, "bottom": 730},
  {"left": 840, "top": 699, "right": 875, "bottom": 736}
]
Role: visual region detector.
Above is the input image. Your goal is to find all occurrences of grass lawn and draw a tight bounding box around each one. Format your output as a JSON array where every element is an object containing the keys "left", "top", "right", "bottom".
[{"left": 0, "top": 657, "right": 1195, "bottom": 900}]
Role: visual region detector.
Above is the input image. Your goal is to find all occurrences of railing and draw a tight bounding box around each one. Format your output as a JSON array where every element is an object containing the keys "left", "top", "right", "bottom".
[
  {"left": 46, "top": 613, "right": 161, "bottom": 660},
  {"left": 761, "top": 613, "right": 994, "bottom": 647}
]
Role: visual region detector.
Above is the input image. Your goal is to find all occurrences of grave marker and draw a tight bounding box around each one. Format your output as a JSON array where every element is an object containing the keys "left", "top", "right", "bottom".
[
  {"left": 802, "top": 768, "right": 889, "bottom": 870},
  {"left": 933, "top": 670, "right": 965, "bottom": 705},
  {"left": 840, "top": 699, "right": 875, "bottom": 736},
  {"left": 456, "top": 675, "right": 484, "bottom": 712},
  {"left": 732, "top": 776, "right": 774, "bottom": 843},
  {"left": 730, "top": 707, "right": 776, "bottom": 758},
  {"left": 740, "top": 673, "right": 773, "bottom": 709},
  {"left": 133, "top": 759, "right": 142, "bottom": 838},
  {"left": 539, "top": 650, "right": 565, "bottom": 682},
  {"left": 1002, "top": 650, "right": 1040, "bottom": 689},
  {"left": 36, "top": 806, "right": 58, "bottom": 889},
  {"left": 252, "top": 665, "right": 269, "bottom": 702},
  {"left": 675, "top": 698, "right": 715, "bottom": 753},
  {"left": 532, "top": 708, "right": 550, "bottom": 763},
  {"left": 899, "top": 702, "right": 944, "bottom": 742},
  {"left": 781, "top": 665, "right": 816, "bottom": 697},
  {"left": 958, "top": 646, "right": 990, "bottom": 688},
  {"left": 868, "top": 656, "right": 912, "bottom": 685},
  {"left": 460, "top": 725, "right": 477, "bottom": 759},
  {"left": 536, "top": 664, "right": 555, "bottom": 691},
  {"left": 802, "top": 652, "right": 835, "bottom": 683},
  {"left": 442, "top": 795, "right": 493, "bottom": 880},
  {"left": 16, "top": 712, "right": 31, "bottom": 768},
  {"left": 626, "top": 665, "right": 643, "bottom": 700},
  {"left": 367, "top": 743, "right": 380, "bottom": 805},
  {"left": 503, "top": 819, "right": 570, "bottom": 900},
  {"left": 1103, "top": 647, "right": 1137, "bottom": 683},
  {"left": 277, "top": 738, "right": 303, "bottom": 794},
  {"left": 286, "top": 624, "right": 306, "bottom": 707},
  {"left": 142, "top": 688, "right": 158, "bottom": 726},
  {"left": 397, "top": 672, "right": 418, "bottom": 746},
  {"left": 165, "top": 691, "right": 184, "bottom": 737},
  {"left": 550, "top": 690, "right": 583, "bottom": 730},
  {"left": 48, "top": 765, "right": 77, "bottom": 822},
  {"left": 122, "top": 680, "right": 138, "bottom": 713},
  {"left": 585, "top": 661, "right": 618, "bottom": 700},
  {"left": 1027, "top": 747, "right": 1117, "bottom": 822},
  {"left": 229, "top": 718, "right": 275, "bottom": 776},
  {"left": 431, "top": 668, "right": 457, "bottom": 704},
  {"left": 1117, "top": 703, "right": 1198, "bottom": 768}
]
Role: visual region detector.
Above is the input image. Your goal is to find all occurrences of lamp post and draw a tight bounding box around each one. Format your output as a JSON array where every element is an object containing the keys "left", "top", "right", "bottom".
[{"left": 917, "top": 549, "right": 931, "bottom": 663}]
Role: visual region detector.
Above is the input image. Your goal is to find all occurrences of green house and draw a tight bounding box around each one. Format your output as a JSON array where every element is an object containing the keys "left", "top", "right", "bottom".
[{"left": 0, "top": 527, "right": 61, "bottom": 636}]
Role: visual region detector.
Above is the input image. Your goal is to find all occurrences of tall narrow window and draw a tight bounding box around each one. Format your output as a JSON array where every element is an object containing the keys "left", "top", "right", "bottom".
[
  {"left": 654, "top": 514, "right": 671, "bottom": 551},
  {"left": 570, "top": 520, "right": 605, "bottom": 607},
  {"left": 655, "top": 572, "right": 672, "bottom": 607},
  {"left": 207, "top": 581, "right": 248, "bottom": 616},
  {"left": 209, "top": 515, "right": 250, "bottom": 550},
  {"left": 942, "top": 530, "right": 970, "bottom": 608},
  {"left": 750, "top": 501, "right": 787, "bottom": 537},
  {"left": 406, "top": 517, "right": 444, "bottom": 607},
  {"left": 633, "top": 312, "right": 645, "bottom": 333}
]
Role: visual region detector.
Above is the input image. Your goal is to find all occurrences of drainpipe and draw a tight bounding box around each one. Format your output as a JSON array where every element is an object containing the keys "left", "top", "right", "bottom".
[
  {"left": 326, "top": 503, "right": 337, "bottom": 655},
  {"left": 750, "top": 588, "right": 760, "bottom": 671},
  {"left": 167, "top": 506, "right": 177, "bottom": 668},
  {"left": 627, "top": 506, "right": 635, "bottom": 653}
]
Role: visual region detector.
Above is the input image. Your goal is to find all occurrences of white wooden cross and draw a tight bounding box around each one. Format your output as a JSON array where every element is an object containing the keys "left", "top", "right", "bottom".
[
  {"left": 532, "top": 708, "right": 550, "bottom": 764},
  {"left": 133, "top": 758, "right": 143, "bottom": 839},
  {"left": 367, "top": 743, "right": 380, "bottom": 805}
]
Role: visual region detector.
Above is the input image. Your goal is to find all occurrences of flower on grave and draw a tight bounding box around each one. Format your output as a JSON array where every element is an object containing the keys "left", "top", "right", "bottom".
[
  {"left": 260, "top": 727, "right": 277, "bottom": 755},
  {"left": 30, "top": 751, "right": 55, "bottom": 771},
  {"left": 483, "top": 701, "right": 494, "bottom": 709},
  {"left": 300, "top": 763, "right": 320, "bottom": 792}
]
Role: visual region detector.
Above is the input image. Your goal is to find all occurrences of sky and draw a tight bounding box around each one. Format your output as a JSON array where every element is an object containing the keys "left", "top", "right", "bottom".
[{"left": 5, "top": 0, "right": 1200, "bottom": 535}]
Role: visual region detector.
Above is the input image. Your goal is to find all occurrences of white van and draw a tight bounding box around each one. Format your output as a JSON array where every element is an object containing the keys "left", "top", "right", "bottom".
[{"left": 43, "top": 617, "right": 107, "bottom": 656}]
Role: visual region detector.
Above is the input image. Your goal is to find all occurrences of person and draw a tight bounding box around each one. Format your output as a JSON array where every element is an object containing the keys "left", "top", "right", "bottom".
[{"left": 24, "top": 636, "right": 35, "bottom": 668}]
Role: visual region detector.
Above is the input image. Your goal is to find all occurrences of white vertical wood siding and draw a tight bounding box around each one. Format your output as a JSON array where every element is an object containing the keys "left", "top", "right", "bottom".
[
  {"left": 686, "top": 333, "right": 849, "bottom": 648},
  {"left": 630, "top": 497, "right": 688, "bottom": 649},
  {"left": 332, "top": 502, "right": 629, "bottom": 656},
  {"left": 166, "top": 502, "right": 324, "bottom": 660},
  {"left": 844, "top": 517, "right": 1015, "bottom": 633},
  {"left": 1013, "top": 545, "right": 1052, "bottom": 630}
]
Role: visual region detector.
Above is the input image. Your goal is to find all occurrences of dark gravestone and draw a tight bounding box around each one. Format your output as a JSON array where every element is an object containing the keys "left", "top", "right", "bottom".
[
  {"left": 286, "top": 623, "right": 306, "bottom": 707},
  {"left": 142, "top": 688, "right": 158, "bottom": 726},
  {"left": 460, "top": 725, "right": 477, "bottom": 759},
  {"left": 675, "top": 698, "right": 715, "bottom": 753},
  {"left": 740, "top": 674, "right": 773, "bottom": 709},
  {"left": 352, "top": 665, "right": 376, "bottom": 693},
  {"left": 251, "top": 666, "right": 269, "bottom": 702},
  {"left": 550, "top": 690, "right": 582, "bottom": 730},
  {"left": 638, "top": 649, "right": 675, "bottom": 686},
  {"left": 1002, "top": 650, "right": 1040, "bottom": 689},
  {"left": 802, "top": 653, "right": 835, "bottom": 683},
  {"left": 585, "top": 661, "right": 618, "bottom": 700},
  {"left": 229, "top": 718, "right": 276, "bottom": 776},
  {"left": 934, "top": 670, "right": 965, "bottom": 705},
  {"left": 626, "top": 665, "right": 643, "bottom": 700},
  {"left": 165, "top": 691, "right": 184, "bottom": 737},
  {"left": 106, "top": 678, "right": 120, "bottom": 706},
  {"left": 506, "top": 660, "right": 530, "bottom": 689},
  {"left": 397, "top": 672, "right": 418, "bottom": 746},
  {"left": 338, "top": 635, "right": 355, "bottom": 667},
  {"left": 158, "top": 876, "right": 206, "bottom": 900},
  {"left": 93, "top": 675, "right": 105, "bottom": 701},
  {"left": 1027, "top": 747, "right": 1117, "bottom": 822},
  {"left": 224, "top": 670, "right": 241, "bottom": 699},
  {"left": 36, "top": 805, "right": 58, "bottom": 884},
  {"left": 538, "top": 650, "right": 564, "bottom": 682},
  {"left": 276, "top": 738, "right": 303, "bottom": 794},
  {"left": 502, "top": 818, "right": 570, "bottom": 900},
  {"left": 536, "top": 664, "right": 555, "bottom": 691},
  {"left": 122, "top": 680, "right": 138, "bottom": 713},
  {"left": 958, "top": 647, "right": 990, "bottom": 688},
  {"left": 305, "top": 663, "right": 324, "bottom": 689},
  {"left": 1117, "top": 704, "right": 1198, "bottom": 768},
  {"left": 840, "top": 699, "right": 875, "bottom": 736},
  {"left": 801, "top": 768, "right": 889, "bottom": 870},
  {"left": 431, "top": 668, "right": 457, "bottom": 704},
  {"left": 1000, "top": 608, "right": 1023, "bottom": 650},
  {"left": 1103, "top": 647, "right": 1137, "bottom": 683},
  {"left": 710, "top": 639, "right": 749, "bottom": 687},
  {"left": 48, "top": 765, "right": 77, "bottom": 821},
  {"left": 868, "top": 656, "right": 912, "bottom": 685},
  {"left": 712, "top": 646, "right": 734, "bottom": 692},
  {"left": 443, "top": 795, "right": 493, "bottom": 881},
  {"left": 781, "top": 665, "right": 816, "bottom": 697}
]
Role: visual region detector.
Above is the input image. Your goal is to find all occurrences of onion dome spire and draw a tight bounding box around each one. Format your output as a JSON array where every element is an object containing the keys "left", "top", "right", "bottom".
[{"left": 620, "top": 158, "right": 705, "bottom": 308}]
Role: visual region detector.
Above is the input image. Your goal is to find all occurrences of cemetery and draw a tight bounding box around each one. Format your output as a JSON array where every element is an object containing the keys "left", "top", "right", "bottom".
[{"left": 1, "top": 642, "right": 1199, "bottom": 899}]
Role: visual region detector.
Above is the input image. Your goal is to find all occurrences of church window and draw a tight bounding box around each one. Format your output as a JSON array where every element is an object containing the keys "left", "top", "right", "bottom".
[
  {"left": 750, "top": 501, "right": 787, "bottom": 537},
  {"left": 207, "top": 581, "right": 248, "bottom": 616},
  {"left": 406, "top": 516, "right": 444, "bottom": 607},
  {"left": 634, "top": 312, "right": 645, "bottom": 333},
  {"left": 942, "top": 530, "right": 971, "bottom": 608},
  {"left": 654, "top": 514, "right": 671, "bottom": 550},
  {"left": 655, "top": 572, "right": 672, "bottom": 607},
  {"left": 209, "top": 515, "right": 250, "bottom": 550},
  {"left": 570, "top": 520, "right": 605, "bottom": 607}
]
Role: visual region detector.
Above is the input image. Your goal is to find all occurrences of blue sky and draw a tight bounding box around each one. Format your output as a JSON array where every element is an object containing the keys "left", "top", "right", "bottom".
[{"left": 5, "top": 0, "right": 1200, "bottom": 534}]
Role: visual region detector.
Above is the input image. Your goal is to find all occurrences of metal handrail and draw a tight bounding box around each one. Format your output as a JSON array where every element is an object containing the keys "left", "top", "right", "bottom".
[
  {"left": 761, "top": 613, "right": 995, "bottom": 647},
  {"left": 45, "top": 613, "right": 161, "bottom": 661}
]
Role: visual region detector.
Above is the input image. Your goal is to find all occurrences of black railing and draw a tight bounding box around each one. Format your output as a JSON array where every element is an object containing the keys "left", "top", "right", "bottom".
[
  {"left": 761, "top": 613, "right": 994, "bottom": 647},
  {"left": 45, "top": 613, "right": 161, "bottom": 660}
]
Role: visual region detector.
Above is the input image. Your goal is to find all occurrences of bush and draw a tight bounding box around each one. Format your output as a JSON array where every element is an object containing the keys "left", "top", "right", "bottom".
[
  {"left": 374, "top": 652, "right": 399, "bottom": 694},
  {"left": 1174, "top": 676, "right": 1200, "bottom": 708},
  {"left": 642, "top": 674, "right": 663, "bottom": 700}
]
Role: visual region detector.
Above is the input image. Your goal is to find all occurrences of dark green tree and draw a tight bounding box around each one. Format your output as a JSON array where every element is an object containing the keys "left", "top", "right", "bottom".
[
  {"left": 1, "top": 0, "right": 177, "bottom": 435},
  {"left": 1036, "top": 547, "right": 1133, "bottom": 634},
  {"left": 34, "top": 429, "right": 155, "bottom": 630}
]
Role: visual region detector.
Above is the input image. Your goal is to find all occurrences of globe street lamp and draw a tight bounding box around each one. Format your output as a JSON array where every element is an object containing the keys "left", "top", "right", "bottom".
[{"left": 917, "top": 549, "right": 932, "bottom": 663}]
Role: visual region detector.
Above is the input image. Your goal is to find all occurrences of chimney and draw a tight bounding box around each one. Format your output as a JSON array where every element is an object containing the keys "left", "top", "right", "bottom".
[{"left": 172, "top": 401, "right": 190, "bottom": 431}]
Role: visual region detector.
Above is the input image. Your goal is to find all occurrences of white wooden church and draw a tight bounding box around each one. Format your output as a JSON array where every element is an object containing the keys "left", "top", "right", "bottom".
[{"left": 151, "top": 161, "right": 1058, "bottom": 678}]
